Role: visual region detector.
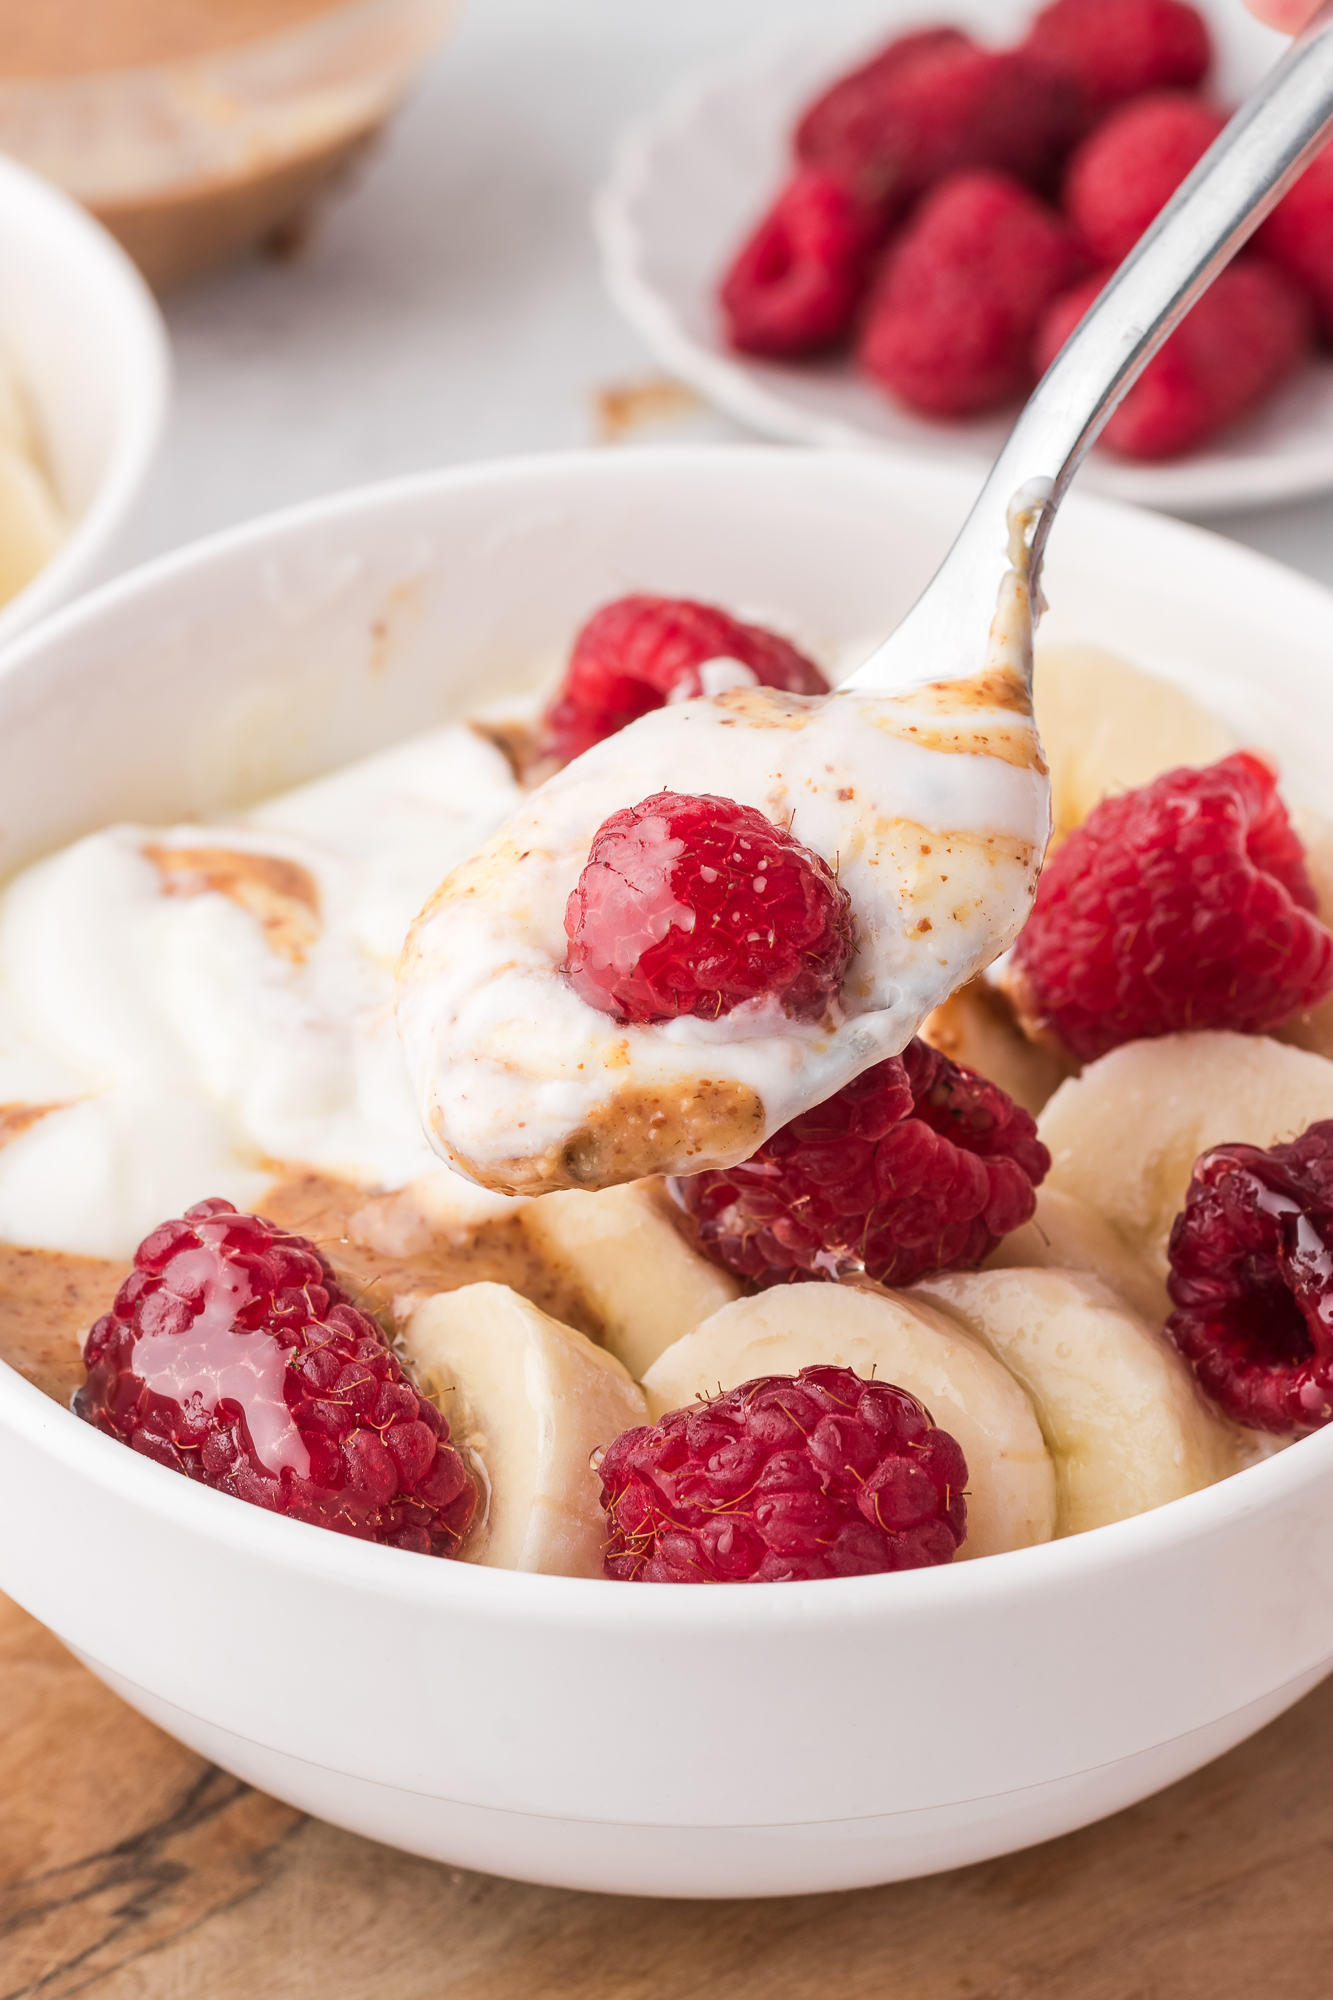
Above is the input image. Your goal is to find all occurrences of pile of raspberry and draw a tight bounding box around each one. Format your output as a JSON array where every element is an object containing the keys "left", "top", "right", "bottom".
[
  {"left": 599, "top": 1364, "right": 968, "bottom": 1582},
  {"left": 673, "top": 1037, "right": 1050, "bottom": 1290},
  {"left": 720, "top": 0, "right": 1323, "bottom": 459},
  {"left": 1167, "top": 1122, "right": 1333, "bottom": 1435},
  {"left": 75, "top": 1198, "right": 475, "bottom": 1557}
]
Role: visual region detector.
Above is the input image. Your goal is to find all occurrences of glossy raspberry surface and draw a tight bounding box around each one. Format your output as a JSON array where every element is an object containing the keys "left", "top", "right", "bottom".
[
  {"left": 1167, "top": 1122, "right": 1333, "bottom": 1433},
  {"left": 1035, "top": 261, "right": 1311, "bottom": 461},
  {"left": 1024, "top": 0, "right": 1211, "bottom": 114},
  {"left": 542, "top": 595, "right": 828, "bottom": 766},
  {"left": 565, "top": 791, "right": 852, "bottom": 1027},
  {"left": 795, "top": 34, "right": 1079, "bottom": 215},
  {"left": 599, "top": 1364, "right": 967, "bottom": 1582},
  {"left": 720, "top": 167, "right": 883, "bottom": 358},
  {"left": 1063, "top": 93, "right": 1227, "bottom": 267},
  {"left": 74, "top": 1198, "right": 475, "bottom": 1556},
  {"left": 673, "top": 1038, "right": 1049, "bottom": 1290},
  {"left": 1011, "top": 752, "right": 1333, "bottom": 1061},
  {"left": 859, "top": 170, "right": 1087, "bottom": 417},
  {"left": 1256, "top": 140, "right": 1333, "bottom": 339}
]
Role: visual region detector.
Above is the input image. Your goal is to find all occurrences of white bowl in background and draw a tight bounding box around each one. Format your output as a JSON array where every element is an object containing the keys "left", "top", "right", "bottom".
[
  {"left": 1, "top": 448, "right": 1332, "bottom": 1900},
  {"left": 0, "top": 150, "right": 170, "bottom": 649},
  {"left": 594, "top": 0, "right": 1333, "bottom": 517}
]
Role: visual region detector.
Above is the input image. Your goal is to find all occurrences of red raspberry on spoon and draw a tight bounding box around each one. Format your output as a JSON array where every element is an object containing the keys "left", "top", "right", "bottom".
[
  {"left": 1009, "top": 751, "right": 1333, "bottom": 1062},
  {"left": 673, "top": 1038, "right": 1048, "bottom": 1289},
  {"left": 564, "top": 791, "right": 853, "bottom": 1026},
  {"left": 542, "top": 595, "right": 828, "bottom": 767},
  {"left": 598, "top": 1364, "right": 968, "bottom": 1582},
  {"left": 1167, "top": 1121, "right": 1333, "bottom": 1433},
  {"left": 74, "top": 1198, "right": 475, "bottom": 1556}
]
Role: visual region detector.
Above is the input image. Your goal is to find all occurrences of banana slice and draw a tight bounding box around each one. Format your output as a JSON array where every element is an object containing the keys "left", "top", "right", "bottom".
[
  {"left": 522, "top": 1178, "right": 741, "bottom": 1378},
  {"left": 1039, "top": 1031, "right": 1333, "bottom": 1277},
  {"left": 1277, "top": 803, "right": 1333, "bottom": 1062},
  {"left": 401, "top": 1281, "right": 647, "bottom": 1578},
  {"left": 920, "top": 976, "right": 1075, "bottom": 1118},
  {"left": 912, "top": 1268, "right": 1239, "bottom": 1536},
  {"left": 642, "top": 1284, "right": 1056, "bottom": 1561},
  {"left": 984, "top": 1184, "right": 1170, "bottom": 1327},
  {"left": 1034, "top": 643, "right": 1233, "bottom": 847}
]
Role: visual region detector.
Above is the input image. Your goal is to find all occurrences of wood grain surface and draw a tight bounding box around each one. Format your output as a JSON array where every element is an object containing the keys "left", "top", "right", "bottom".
[{"left": 4, "top": 1584, "right": 1331, "bottom": 1999}]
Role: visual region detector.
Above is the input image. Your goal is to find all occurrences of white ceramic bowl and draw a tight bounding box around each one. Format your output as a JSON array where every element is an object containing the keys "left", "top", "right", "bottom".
[
  {"left": 2, "top": 448, "right": 1332, "bottom": 1901},
  {"left": 595, "top": 0, "right": 1333, "bottom": 516},
  {"left": 0, "top": 150, "right": 169, "bottom": 648}
]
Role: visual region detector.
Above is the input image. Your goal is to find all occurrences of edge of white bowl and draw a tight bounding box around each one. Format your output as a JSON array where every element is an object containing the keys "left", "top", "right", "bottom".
[
  {"left": 3, "top": 443, "right": 1333, "bottom": 1629},
  {"left": 0, "top": 152, "right": 171, "bottom": 649}
]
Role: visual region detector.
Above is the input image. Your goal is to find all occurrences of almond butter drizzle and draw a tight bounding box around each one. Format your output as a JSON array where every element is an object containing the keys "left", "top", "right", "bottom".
[
  {"left": 144, "top": 844, "right": 321, "bottom": 964},
  {"left": 0, "top": 1102, "right": 66, "bottom": 1151}
]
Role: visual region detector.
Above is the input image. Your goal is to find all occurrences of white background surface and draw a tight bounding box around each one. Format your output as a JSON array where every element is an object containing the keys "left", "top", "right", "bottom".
[{"left": 118, "top": 0, "right": 1333, "bottom": 593}]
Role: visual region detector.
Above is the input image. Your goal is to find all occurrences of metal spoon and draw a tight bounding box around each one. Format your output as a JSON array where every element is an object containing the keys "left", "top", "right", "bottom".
[{"left": 842, "top": 0, "right": 1333, "bottom": 700}]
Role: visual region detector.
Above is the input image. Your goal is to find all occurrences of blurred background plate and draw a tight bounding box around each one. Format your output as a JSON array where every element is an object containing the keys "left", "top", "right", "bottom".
[{"left": 594, "top": 0, "right": 1333, "bottom": 516}]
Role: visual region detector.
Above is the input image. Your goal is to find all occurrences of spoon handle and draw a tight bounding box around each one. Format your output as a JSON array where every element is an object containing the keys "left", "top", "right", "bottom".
[{"left": 846, "top": 0, "right": 1333, "bottom": 696}]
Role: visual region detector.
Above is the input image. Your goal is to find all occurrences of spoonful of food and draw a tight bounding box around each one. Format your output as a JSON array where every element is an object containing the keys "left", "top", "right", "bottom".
[{"left": 399, "top": 4, "right": 1333, "bottom": 1198}]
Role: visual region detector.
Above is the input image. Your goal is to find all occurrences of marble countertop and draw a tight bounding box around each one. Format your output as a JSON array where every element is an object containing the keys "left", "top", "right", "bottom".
[{"left": 117, "top": 0, "right": 1333, "bottom": 596}]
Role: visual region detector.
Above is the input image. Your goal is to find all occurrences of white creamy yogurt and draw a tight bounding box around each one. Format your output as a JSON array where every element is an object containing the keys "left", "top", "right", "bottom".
[
  {"left": 398, "top": 669, "right": 1050, "bottom": 1196},
  {"left": 0, "top": 723, "right": 524, "bottom": 1259}
]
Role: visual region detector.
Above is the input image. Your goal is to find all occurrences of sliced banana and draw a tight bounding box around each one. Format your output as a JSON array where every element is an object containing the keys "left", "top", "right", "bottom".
[
  {"left": 912, "top": 1267, "right": 1240, "bottom": 1536},
  {"left": 522, "top": 1177, "right": 741, "bottom": 1378},
  {"left": 1277, "top": 803, "right": 1333, "bottom": 1062},
  {"left": 1034, "top": 643, "right": 1233, "bottom": 847},
  {"left": 984, "top": 1184, "right": 1170, "bottom": 1328},
  {"left": 1039, "top": 1031, "right": 1333, "bottom": 1278},
  {"left": 641, "top": 1284, "right": 1056, "bottom": 1561},
  {"left": 401, "top": 1281, "right": 647, "bottom": 1579},
  {"left": 920, "top": 976, "right": 1075, "bottom": 1118}
]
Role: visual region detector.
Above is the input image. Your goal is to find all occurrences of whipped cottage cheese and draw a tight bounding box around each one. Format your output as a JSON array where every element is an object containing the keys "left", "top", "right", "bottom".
[
  {"left": 398, "top": 664, "right": 1050, "bottom": 1196},
  {"left": 0, "top": 723, "right": 524, "bottom": 1259}
]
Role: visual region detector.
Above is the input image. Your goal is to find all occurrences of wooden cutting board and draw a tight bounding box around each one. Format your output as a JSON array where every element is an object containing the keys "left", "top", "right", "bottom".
[{"left": 4, "top": 1584, "right": 1331, "bottom": 1999}]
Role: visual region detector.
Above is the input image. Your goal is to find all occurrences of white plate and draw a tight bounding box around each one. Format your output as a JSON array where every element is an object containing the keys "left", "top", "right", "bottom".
[
  {"left": 0, "top": 150, "right": 170, "bottom": 647},
  {"left": 6, "top": 447, "right": 1333, "bottom": 1898},
  {"left": 594, "top": 0, "right": 1332, "bottom": 516}
]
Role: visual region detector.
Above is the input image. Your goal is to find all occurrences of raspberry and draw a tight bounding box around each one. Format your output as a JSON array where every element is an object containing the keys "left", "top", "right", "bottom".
[
  {"left": 1024, "top": 0, "right": 1211, "bottom": 115},
  {"left": 719, "top": 167, "right": 883, "bottom": 357},
  {"left": 542, "top": 595, "right": 828, "bottom": 767},
  {"left": 1166, "top": 1122, "right": 1333, "bottom": 1433},
  {"left": 859, "top": 170, "right": 1087, "bottom": 417},
  {"left": 1034, "top": 261, "right": 1311, "bottom": 459},
  {"left": 598, "top": 1364, "right": 968, "bottom": 1581},
  {"left": 673, "top": 1039, "right": 1049, "bottom": 1290},
  {"left": 564, "top": 791, "right": 852, "bottom": 1027},
  {"left": 74, "top": 1198, "right": 475, "bottom": 1556},
  {"left": 1010, "top": 752, "right": 1333, "bottom": 1062},
  {"left": 1063, "top": 93, "right": 1227, "bottom": 267},
  {"left": 796, "top": 34, "right": 1080, "bottom": 215},
  {"left": 1256, "top": 140, "right": 1333, "bottom": 339}
]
